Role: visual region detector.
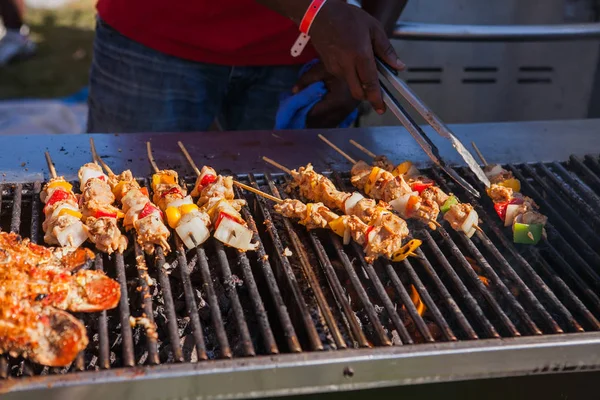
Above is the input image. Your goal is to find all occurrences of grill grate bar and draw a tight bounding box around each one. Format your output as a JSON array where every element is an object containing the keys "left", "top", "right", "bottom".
[
  {"left": 213, "top": 241, "right": 256, "bottom": 356},
  {"left": 248, "top": 175, "right": 325, "bottom": 351},
  {"left": 236, "top": 186, "right": 302, "bottom": 353},
  {"left": 570, "top": 156, "right": 600, "bottom": 193},
  {"left": 114, "top": 252, "right": 135, "bottom": 367},
  {"left": 551, "top": 162, "right": 600, "bottom": 210},
  {"left": 521, "top": 164, "right": 600, "bottom": 249},
  {"left": 191, "top": 244, "right": 233, "bottom": 358},
  {"left": 94, "top": 254, "right": 111, "bottom": 369},
  {"left": 456, "top": 170, "right": 580, "bottom": 333},
  {"left": 154, "top": 248, "right": 184, "bottom": 362},
  {"left": 29, "top": 182, "right": 41, "bottom": 243},
  {"left": 536, "top": 163, "right": 600, "bottom": 229},
  {"left": 308, "top": 230, "right": 370, "bottom": 347},
  {"left": 263, "top": 173, "right": 348, "bottom": 349},
  {"left": 421, "top": 230, "right": 499, "bottom": 338},
  {"left": 412, "top": 240, "right": 478, "bottom": 339},
  {"left": 583, "top": 156, "right": 600, "bottom": 187},
  {"left": 330, "top": 236, "right": 392, "bottom": 346},
  {"left": 133, "top": 241, "right": 160, "bottom": 364},
  {"left": 10, "top": 184, "right": 22, "bottom": 234},
  {"left": 175, "top": 245, "right": 208, "bottom": 360},
  {"left": 508, "top": 166, "right": 600, "bottom": 285},
  {"left": 353, "top": 243, "right": 419, "bottom": 344}
]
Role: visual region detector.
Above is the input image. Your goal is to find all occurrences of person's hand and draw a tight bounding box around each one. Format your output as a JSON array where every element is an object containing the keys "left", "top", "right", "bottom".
[
  {"left": 307, "top": 1, "right": 405, "bottom": 114},
  {"left": 293, "top": 62, "right": 360, "bottom": 129}
]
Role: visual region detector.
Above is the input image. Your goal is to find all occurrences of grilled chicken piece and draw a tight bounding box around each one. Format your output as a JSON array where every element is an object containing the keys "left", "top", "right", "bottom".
[
  {"left": 86, "top": 216, "right": 128, "bottom": 254},
  {"left": 372, "top": 155, "right": 395, "bottom": 172},
  {"left": 421, "top": 186, "right": 450, "bottom": 207},
  {"left": 197, "top": 175, "right": 235, "bottom": 208},
  {"left": 274, "top": 199, "right": 338, "bottom": 229},
  {"left": 81, "top": 178, "right": 115, "bottom": 212},
  {"left": 0, "top": 304, "right": 88, "bottom": 367},
  {"left": 288, "top": 164, "right": 347, "bottom": 210},
  {"left": 134, "top": 214, "right": 170, "bottom": 254},
  {"left": 488, "top": 184, "right": 513, "bottom": 203}
]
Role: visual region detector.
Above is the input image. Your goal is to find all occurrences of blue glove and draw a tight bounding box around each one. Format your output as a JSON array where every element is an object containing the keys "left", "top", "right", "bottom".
[{"left": 274, "top": 60, "right": 358, "bottom": 130}]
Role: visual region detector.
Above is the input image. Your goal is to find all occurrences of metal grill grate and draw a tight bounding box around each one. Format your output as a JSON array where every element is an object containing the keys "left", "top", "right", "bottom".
[{"left": 1, "top": 155, "right": 600, "bottom": 380}]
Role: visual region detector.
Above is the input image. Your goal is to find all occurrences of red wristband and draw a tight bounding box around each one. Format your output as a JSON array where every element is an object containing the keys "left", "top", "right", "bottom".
[{"left": 299, "top": 0, "right": 327, "bottom": 34}]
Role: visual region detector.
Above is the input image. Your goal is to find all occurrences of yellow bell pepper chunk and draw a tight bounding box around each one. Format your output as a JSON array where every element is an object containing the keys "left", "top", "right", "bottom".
[
  {"left": 116, "top": 211, "right": 125, "bottom": 219},
  {"left": 58, "top": 208, "right": 83, "bottom": 219},
  {"left": 328, "top": 216, "right": 346, "bottom": 237},
  {"left": 392, "top": 239, "right": 422, "bottom": 262},
  {"left": 165, "top": 206, "right": 182, "bottom": 229},
  {"left": 364, "top": 166, "right": 382, "bottom": 195},
  {"left": 207, "top": 199, "right": 226, "bottom": 219},
  {"left": 498, "top": 178, "right": 521, "bottom": 193},
  {"left": 48, "top": 180, "right": 73, "bottom": 192},
  {"left": 179, "top": 203, "right": 199, "bottom": 215},
  {"left": 392, "top": 161, "right": 412, "bottom": 177},
  {"left": 152, "top": 173, "right": 176, "bottom": 189},
  {"left": 112, "top": 181, "right": 126, "bottom": 199}
]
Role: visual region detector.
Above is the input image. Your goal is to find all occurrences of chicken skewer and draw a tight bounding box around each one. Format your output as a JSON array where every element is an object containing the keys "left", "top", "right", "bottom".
[
  {"left": 177, "top": 141, "right": 257, "bottom": 251},
  {"left": 343, "top": 138, "right": 482, "bottom": 238},
  {"left": 77, "top": 156, "right": 128, "bottom": 254},
  {"left": 261, "top": 157, "right": 423, "bottom": 262},
  {"left": 471, "top": 142, "right": 547, "bottom": 245},
  {"left": 41, "top": 152, "right": 89, "bottom": 248},
  {"left": 89, "top": 139, "right": 170, "bottom": 254},
  {"left": 146, "top": 142, "right": 212, "bottom": 250},
  {"left": 318, "top": 135, "right": 447, "bottom": 232},
  {"left": 233, "top": 180, "right": 421, "bottom": 263}
]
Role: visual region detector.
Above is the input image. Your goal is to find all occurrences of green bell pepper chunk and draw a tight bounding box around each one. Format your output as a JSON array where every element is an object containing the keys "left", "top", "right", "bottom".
[
  {"left": 513, "top": 223, "right": 543, "bottom": 245},
  {"left": 441, "top": 196, "right": 459, "bottom": 214}
]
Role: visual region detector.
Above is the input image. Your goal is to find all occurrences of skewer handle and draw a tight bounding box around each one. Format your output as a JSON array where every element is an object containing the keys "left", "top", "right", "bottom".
[
  {"left": 146, "top": 142, "right": 160, "bottom": 173},
  {"left": 177, "top": 141, "right": 202, "bottom": 177},
  {"left": 318, "top": 134, "right": 357, "bottom": 165},
  {"left": 349, "top": 140, "right": 377, "bottom": 159},
  {"left": 471, "top": 142, "right": 489, "bottom": 166},
  {"left": 233, "top": 181, "right": 283, "bottom": 204},
  {"left": 89, "top": 137, "right": 116, "bottom": 176},
  {"left": 44, "top": 151, "right": 58, "bottom": 179},
  {"left": 262, "top": 156, "right": 292, "bottom": 174}
]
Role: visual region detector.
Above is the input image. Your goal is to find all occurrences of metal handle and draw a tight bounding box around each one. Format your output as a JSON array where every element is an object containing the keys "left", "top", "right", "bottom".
[{"left": 392, "top": 22, "right": 600, "bottom": 41}]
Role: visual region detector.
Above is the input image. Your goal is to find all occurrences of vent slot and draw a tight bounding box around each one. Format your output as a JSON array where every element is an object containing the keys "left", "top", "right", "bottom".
[
  {"left": 518, "top": 78, "right": 552, "bottom": 84},
  {"left": 407, "top": 67, "right": 443, "bottom": 73},
  {"left": 406, "top": 79, "right": 442, "bottom": 84},
  {"left": 462, "top": 78, "right": 496, "bottom": 84},
  {"left": 464, "top": 67, "right": 498, "bottom": 73},
  {"left": 519, "top": 66, "right": 553, "bottom": 72}
]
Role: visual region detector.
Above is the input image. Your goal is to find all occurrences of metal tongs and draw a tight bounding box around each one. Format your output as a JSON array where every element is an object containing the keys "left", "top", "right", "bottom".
[{"left": 376, "top": 58, "right": 490, "bottom": 198}]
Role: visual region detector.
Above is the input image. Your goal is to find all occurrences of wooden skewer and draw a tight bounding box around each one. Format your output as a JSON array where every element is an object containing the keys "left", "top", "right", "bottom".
[
  {"left": 471, "top": 142, "right": 488, "bottom": 166},
  {"left": 177, "top": 141, "right": 201, "bottom": 177},
  {"left": 349, "top": 139, "right": 377, "bottom": 159},
  {"left": 89, "top": 137, "right": 116, "bottom": 176},
  {"left": 233, "top": 180, "right": 283, "bottom": 204},
  {"left": 262, "top": 156, "right": 292, "bottom": 174},
  {"left": 318, "top": 134, "right": 357, "bottom": 164},
  {"left": 146, "top": 142, "right": 160, "bottom": 174},
  {"left": 44, "top": 151, "right": 58, "bottom": 179},
  {"left": 474, "top": 225, "right": 484, "bottom": 234}
]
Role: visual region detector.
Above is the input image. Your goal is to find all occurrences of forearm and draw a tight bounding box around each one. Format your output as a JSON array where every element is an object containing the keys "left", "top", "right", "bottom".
[{"left": 361, "top": 0, "right": 408, "bottom": 36}]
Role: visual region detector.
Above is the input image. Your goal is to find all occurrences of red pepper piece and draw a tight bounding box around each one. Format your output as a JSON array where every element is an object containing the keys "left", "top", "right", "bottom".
[
  {"left": 214, "top": 211, "right": 243, "bottom": 231},
  {"left": 139, "top": 202, "right": 162, "bottom": 220},
  {"left": 410, "top": 181, "right": 434, "bottom": 194},
  {"left": 200, "top": 174, "right": 217, "bottom": 187},
  {"left": 494, "top": 201, "right": 509, "bottom": 221},
  {"left": 160, "top": 186, "right": 182, "bottom": 198},
  {"left": 95, "top": 209, "right": 117, "bottom": 219},
  {"left": 43, "top": 189, "right": 73, "bottom": 213},
  {"left": 139, "top": 187, "right": 149, "bottom": 198}
]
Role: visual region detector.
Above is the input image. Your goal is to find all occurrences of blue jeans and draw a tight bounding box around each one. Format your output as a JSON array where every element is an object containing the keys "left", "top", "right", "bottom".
[{"left": 87, "top": 18, "right": 301, "bottom": 133}]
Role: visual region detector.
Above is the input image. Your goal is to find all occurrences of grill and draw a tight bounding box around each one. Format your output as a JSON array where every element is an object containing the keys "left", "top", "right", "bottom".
[{"left": 2, "top": 131, "right": 600, "bottom": 398}]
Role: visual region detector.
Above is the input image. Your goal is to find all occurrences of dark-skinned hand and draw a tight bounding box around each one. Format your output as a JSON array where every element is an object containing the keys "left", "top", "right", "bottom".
[{"left": 293, "top": 62, "right": 360, "bottom": 129}]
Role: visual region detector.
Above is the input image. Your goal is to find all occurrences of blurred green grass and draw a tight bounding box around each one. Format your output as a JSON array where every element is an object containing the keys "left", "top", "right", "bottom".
[{"left": 0, "top": 0, "right": 96, "bottom": 99}]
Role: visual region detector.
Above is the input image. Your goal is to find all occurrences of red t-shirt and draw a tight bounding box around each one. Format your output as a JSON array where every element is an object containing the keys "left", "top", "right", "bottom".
[{"left": 96, "top": 0, "right": 318, "bottom": 66}]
